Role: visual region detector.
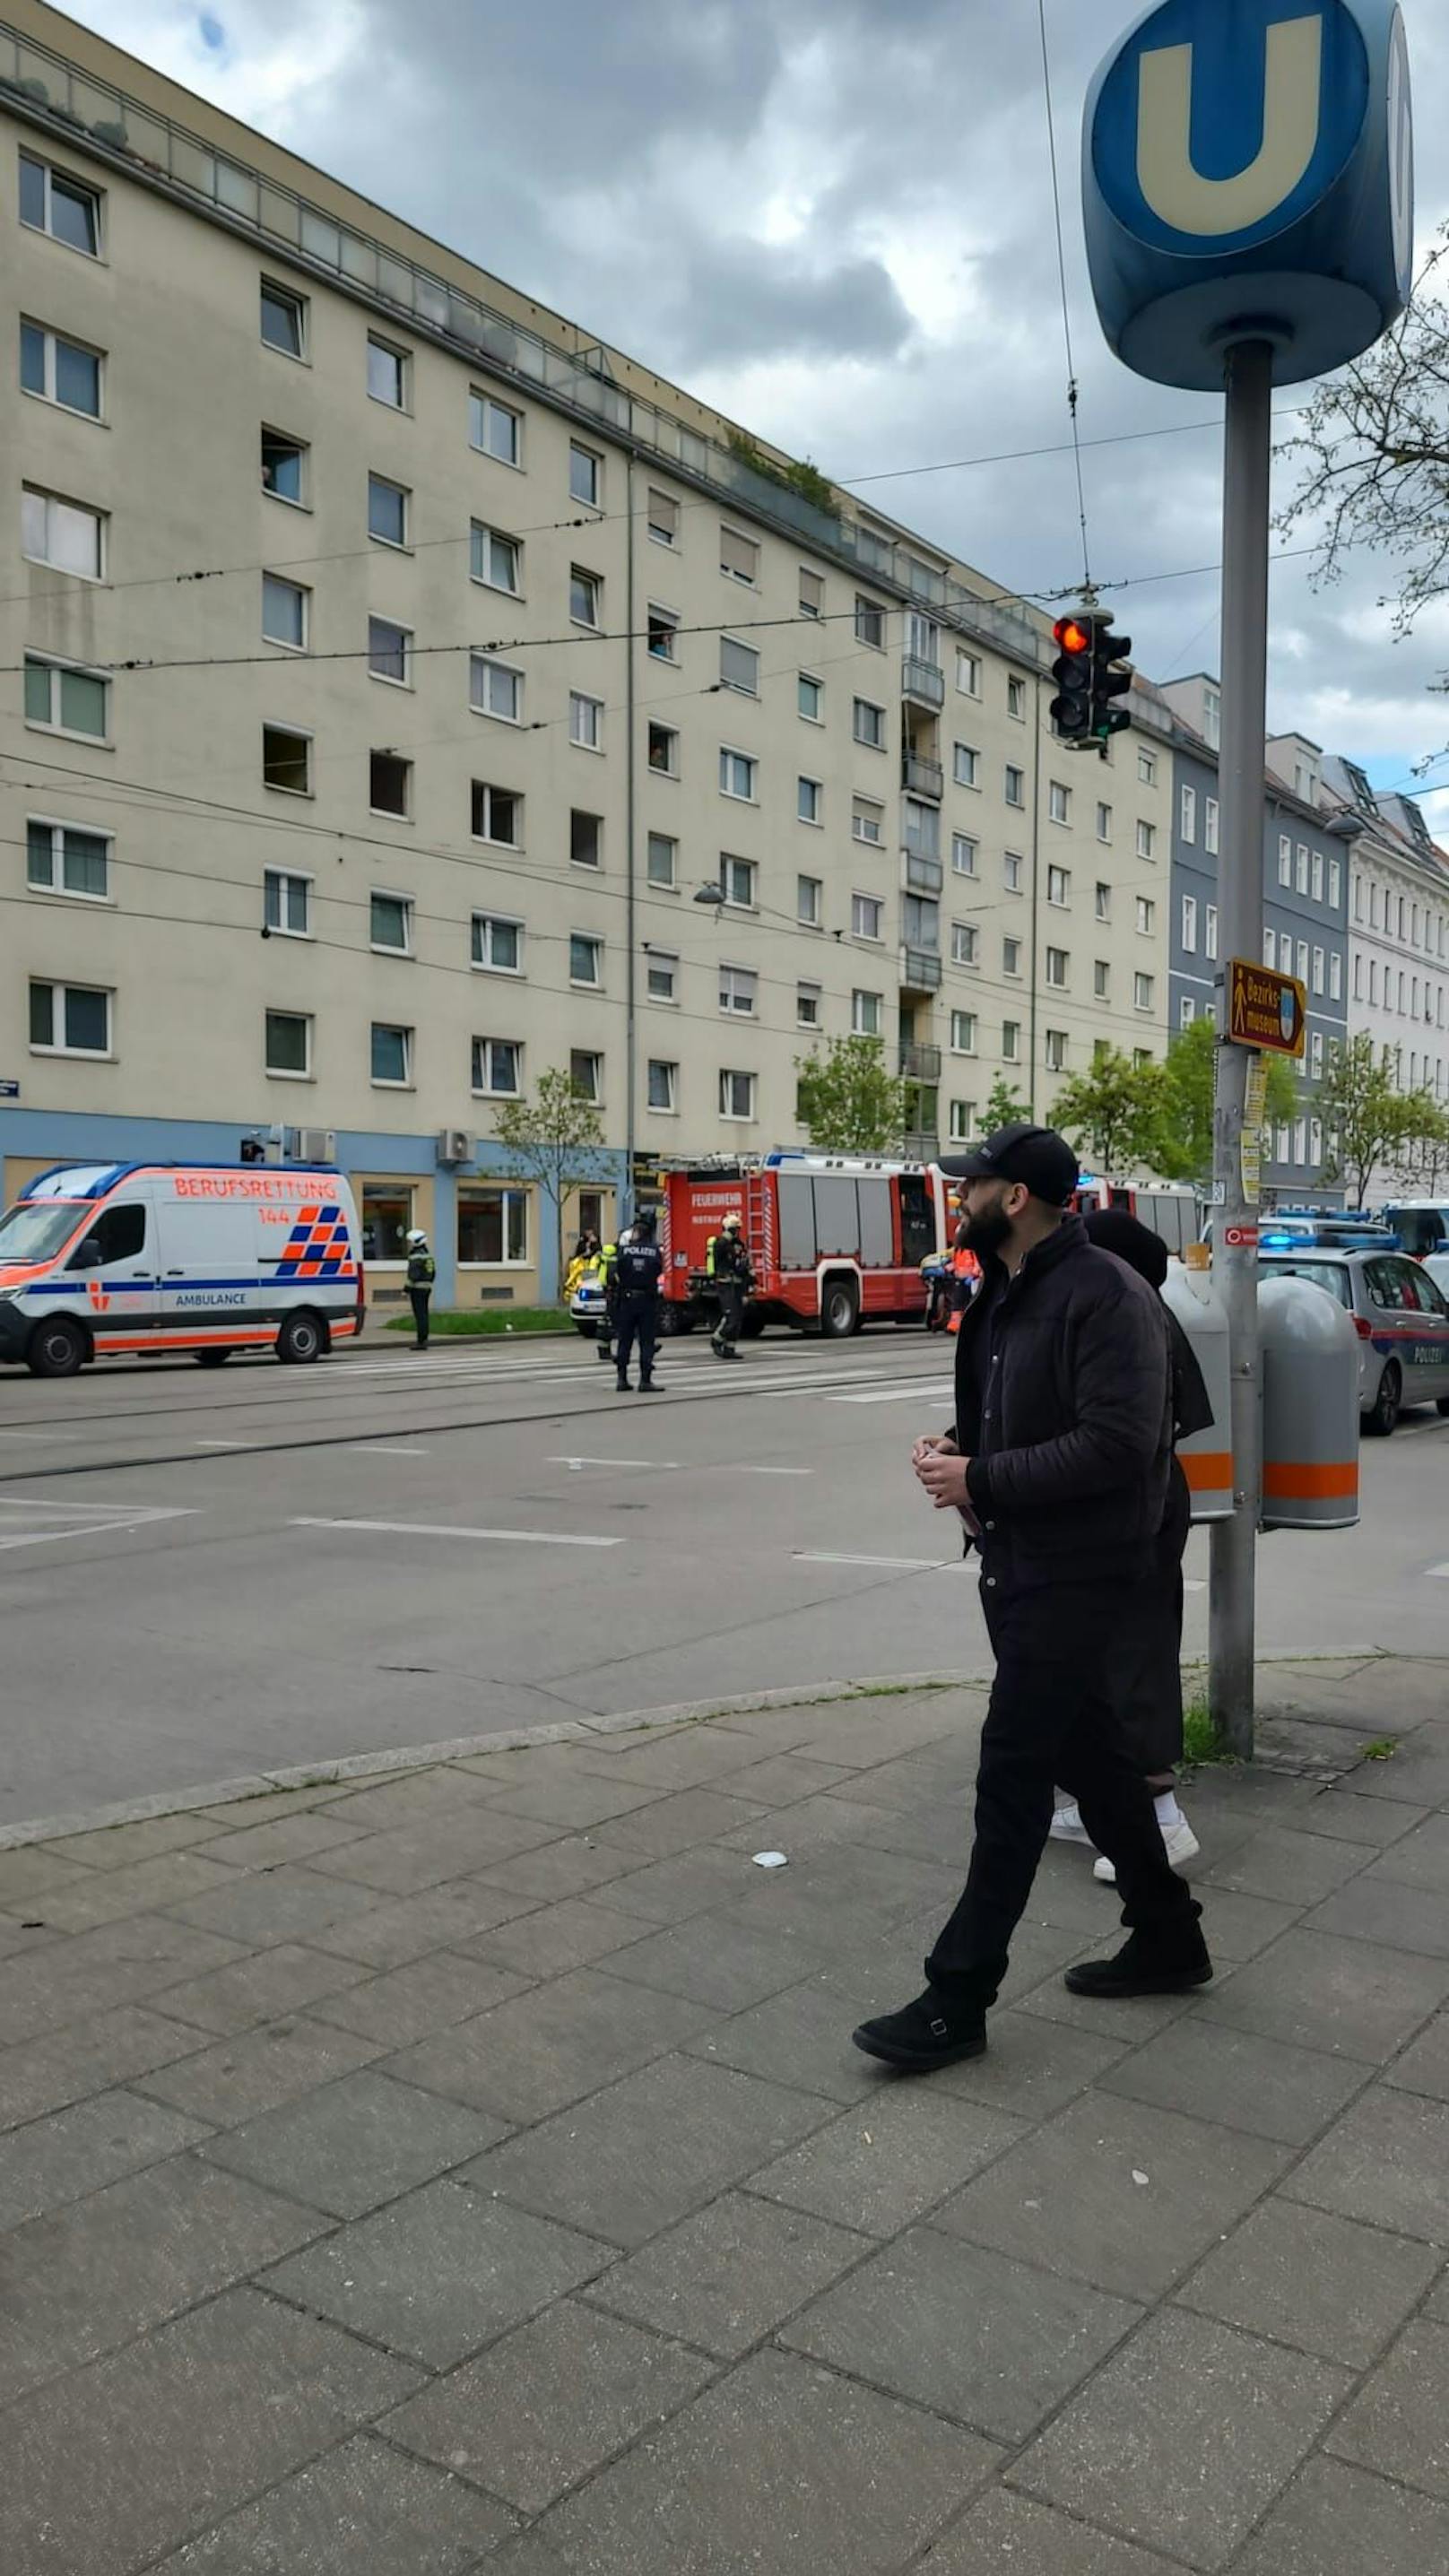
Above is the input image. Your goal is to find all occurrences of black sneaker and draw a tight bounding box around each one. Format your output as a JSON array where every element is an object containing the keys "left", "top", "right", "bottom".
[
  {"left": 638, "top": 1378, "right": 660, "bottom": 1392},
  {"left": 852, "top": 1988, "right": 986, "bottom": 2073},
  {"left": 1064, "top": 1929, "right": 1212, "bottom": 1999}
]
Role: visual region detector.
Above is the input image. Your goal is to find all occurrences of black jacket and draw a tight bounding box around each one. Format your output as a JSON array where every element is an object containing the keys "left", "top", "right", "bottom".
[
  {"left": 954, "top": 1215, "right": 1172, "bottom": 1590},
  {"left": 610, "top": 1241, "right": 664, "bottom": 1301}
]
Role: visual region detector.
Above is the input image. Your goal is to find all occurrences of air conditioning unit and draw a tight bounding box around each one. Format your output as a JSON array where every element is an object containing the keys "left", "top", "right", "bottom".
[
  {"left": 295, "top": 1127, "right": 337, "bottom": 1164},
  {"left": 437, "top": 1128, "right": 473, "bottom": 1167}
]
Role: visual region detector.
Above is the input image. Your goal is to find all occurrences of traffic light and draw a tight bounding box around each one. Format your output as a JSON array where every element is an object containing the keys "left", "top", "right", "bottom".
[
  {"left": 1050, "top": 613, "right": 1095, "bottom": 742},
  {"left": 1089, "top": 620, "right": 1133, "bottom": 747}
]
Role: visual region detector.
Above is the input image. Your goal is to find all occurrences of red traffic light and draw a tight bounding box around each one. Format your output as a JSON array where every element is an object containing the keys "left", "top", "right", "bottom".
[{"left": 1053, "top": 615, "right": 1094, "bottom": 655}]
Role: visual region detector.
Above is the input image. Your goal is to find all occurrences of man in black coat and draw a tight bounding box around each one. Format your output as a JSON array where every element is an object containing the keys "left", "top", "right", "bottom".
[
  {"left": 609, "top": 1211, "right": 664, "bottom": 1392},
  {"left": 854, "top": 1124, "right": 1211, "bottom": 2075}
]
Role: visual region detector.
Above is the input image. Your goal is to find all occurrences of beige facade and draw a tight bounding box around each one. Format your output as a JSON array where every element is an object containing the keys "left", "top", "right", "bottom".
[{"left": 0, "top": 0, "right": 1172, "bottom": 1299}]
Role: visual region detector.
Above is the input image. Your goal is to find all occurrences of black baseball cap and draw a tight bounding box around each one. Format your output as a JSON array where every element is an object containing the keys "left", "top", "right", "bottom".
[{"left": 938, "top": 1122, "right": 1080, "bottom": 1207}]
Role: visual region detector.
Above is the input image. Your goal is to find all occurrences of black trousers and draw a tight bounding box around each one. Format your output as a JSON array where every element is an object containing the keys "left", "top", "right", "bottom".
[
  {"left": 925, "top": 1576, "right": 1202, "bottom": 2005},
  {"left": 408, "top": 1286, "right": 431, "bottom": 1347},
  {"left": 615, "top": 1296, "right": 657, "bottom": 1383},
  {"left": 712, "top": 1281, "right": 743, "bottom": 1349}
]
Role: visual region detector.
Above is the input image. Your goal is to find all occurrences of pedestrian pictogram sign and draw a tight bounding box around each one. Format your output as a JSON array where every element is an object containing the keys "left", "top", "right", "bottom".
[{"left": 1227, "top": 958, "right": 1306, "bottom": 1057}]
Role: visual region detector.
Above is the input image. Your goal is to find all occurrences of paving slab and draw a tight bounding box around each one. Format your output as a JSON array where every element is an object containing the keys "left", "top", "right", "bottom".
[
  {"left": 1293, "top": 1787, "right": 1432, "bottom": 1847},
  {"left": 1175, "top": 2196, "right": 1440, "bottom": 2368},
  {"left": 261, "top": 2175, "right": 615, "bottom": 2368},
  {"left": 1303, "top": 1872, "right": 1449, "bottom": 1958},
  {"left": 0, "top": 2084, "right": 210, "bottom": 2230},
  {"left": 1097, "top": 2015, "right": 1368, "bottom": 2146},
  {"left": 585, "top": 2189, "right": 868, "bottom": 2359},
  {"left": 1232, "top": 2454, "right": 1449, "bottom": 2576},
  {"left": 464, "top": 1895, "right": 653, "bottom": 1981},
  {"left": 918, "top": 2488, "right": 1184, "bottom": 2573},
  {"left": 1326, "top": 2316, "right": 1449, "bottom": 2498},
  {"left": 1358, "top": 1809, "right": 1449, "bottom": 1884},
  {"left": 382, "top": 2297, "right": 715, "bottom": 2513},
  {"left": 15, "top": 1849, "right": 244, "bottom": 1935},
  {"left": 0, "top": 2285, "right": 421, "bottom": 2576},
  {"left": 683, "top": 1972, "right": 888, "bottom": 2104},
  {"left": 748, "top": 2086, "right": 1027, "bottom": 2238},
  {"left": 151, "top": 2433, "right": 517, "bottom": 2574},
  {"left": 44, "top": 1813, "right": 235, "bottom": 1870},
  {"left": 1011, "top": 2305, "right": 1353, "bottom": 2572},
  {"left": 0, "top": 1914, "right": 247, "bottom": 2048},
  {"left": 1384, "top": 2008, "right": 1449, "bottom": 2103},
  {"left": 1198, "top": 1927, "right": 1449, "bottom": 2060},
  {"left": 1202, "top": 1823, "right": 1380, "bottom": 1905},
  {"left": 199, "top": 2067, "right": 503, "bottom": 2217},
  {"left": 134, "top": 2016, "right": 386, "bottom": 2126},
  {"left": 307, "top": 1877, "right": 541, "bottom": 1969},
  {"left": 385, "top": 1967, "right": 714, "bottom": 2125},
  {"left": 305, "top": 1807, "right": 562, "bottom": 1895},
  {"left": 472, "top": 1834, "right": 655, "bottom": 1902},
  {"left": 599, "top": 1910, "right": 828, "bottom": 2013},
  {"left": 307, "top": 1949, "right": 532, "bottom": 2048},
  {"left": 152, "top": 1941, "right": 370, "bottom": 2035},
  {"left": 590, "top": 1844, "right": 769, "bottom": 1923},
  {"left": 0, "top": 2003, "right": 208, "bottom": 2130},
  {"left": 1283, "top": 2083, "right": 1449, "bottom": 2241},
  {"left": 470, "top": 1770, "right": 672, "bottom": 1832},
  {"left": 162, "top": 1866, "right": 384, "bottom": 1949}
]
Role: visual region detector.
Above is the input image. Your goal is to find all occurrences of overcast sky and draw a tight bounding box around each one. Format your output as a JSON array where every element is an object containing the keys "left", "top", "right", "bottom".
[{"left": 61, "top": 0, "right": 1449, "bottom": 828}]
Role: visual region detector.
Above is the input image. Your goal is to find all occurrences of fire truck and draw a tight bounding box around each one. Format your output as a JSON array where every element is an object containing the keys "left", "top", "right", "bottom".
[
  {"left": 657, "top": 1153, "right": 950, "bottom": 1338},
  {"left": 1072, "top": 1177, "right": 1201, "bottom": 1257}
]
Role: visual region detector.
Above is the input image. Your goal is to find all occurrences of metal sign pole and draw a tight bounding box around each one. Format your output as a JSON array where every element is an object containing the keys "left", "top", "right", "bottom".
[{"left": 1210, "top": 336, "right": 1275, "bottom": 1759}]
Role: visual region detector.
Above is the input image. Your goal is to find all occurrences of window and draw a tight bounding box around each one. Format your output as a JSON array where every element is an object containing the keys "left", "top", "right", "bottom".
[
  {"left": 262, "top": 725, "right": 311, "bottom": 794},
  {"left": 855, "top": 699, "right": 888, "bottom": 750},
  {"left": 19, "top": 153, "right": 100, "bottom": 256},
  {"left": 799, "top": 568, "right": 824, "bottom": 619},
  {"left": 473, "top": 1036, "right": 521, "bottom": 1096},
  {"left": 798, "top": 672, "right": 823, "bottom": 724},
  {"left": 1329, "top": 855, "right": 1342, "bottom": 909},
  {"left": 1279, "top": 835, "right": 1293, "bottom": 886},
  {"left": 569, "top": 934, "right": 603, "bottom": 988},
  {"left": 720, "top": 636, "right": 759, "bottom": 694},
  {"left": 646, "top": 950, "right": 677, "bottom": 1002},
  {"left": 471, "top": 781, "right": 521, "bottom": 846},
  {"left": 262, "top": 428, "right": 307, "bottom": 504},
  {"left": 953, "top": 923, "right": 979, "bottom": 968},
  {"left": 796, "top": 982, "right": 822, "bottom": 1030},
  {"left": 1046, "top": 946, "right": 1069, "bottom": 987},
  {"left": 23, "top": 655, "right": 108, "bottom": 740},
  {"left": 570, "top": 444, "right": 601, "bottom": 507},
  {"left": 1312, "top": 945, "right": 1325, "bottom": 994},
  {"left": 1002, "top": 1019, "right": 1021, "bottom": 1062},
  {"left": 29, "top": 978, "right": 111, "bottom": 1060},
  {"left": 949, "top": 1100, "right": 976, "bottom": 1142},
  {"left": 647, "top": 832, "right": 678, "bottom": 890},
  {"left": 1353, "top": 953, "right": 1364, "bottom": 1001},
  {"left": 1312, "top": 852, "right": 1325, "bottom": 901},
  {"left": 265, "top": 1009, "right": 311, "bottom": 1076},
  {"left": 1138, "top": 749, "right": 1157, "bottom": 786},
  {"left": 367, "top": 474, "right": 409, "bottom": 547},
  {"left": 853, "top": 798, "right": 884, "bottom": 848},
  {"left": 1005, "top": 765, "right": 1025, "bottom": 808},
  {"left": 371, "top": 1022, "right": 412, "bottom": 1085},
  {"left": 1048, "top": 781, "right": 1070, "bottom": 826},
  {"left": 1205, "top": 904, "right": 1219, "bottom": 960},
  {"left": 569, "top": 1050, "right": 603, "bottom": 1105},
  {"left": 1097, "top": 802, "right": 1112, "bottom": 842},
  {"left": 262, "top": 572, "right": 308, "bottom": 649},
  {"left": 1136, "top": 897, "right": 1155, "bottom": 934},
  {"left": 950, "top": 1009, "right": 977, "bottom": 1053},
  {"left": 1264, "top": 928, "right": 1277, "bottom": 968},
  {"left": 1004, "top": 852, "right": 1024, "bottom": 893},
  {"left": 1204, "top": 798, "right": 1219, "bottom": 854},
  {"left": 569, "top": 809, "right": 601, "bottom": 869},
  {"left": 360, "top": 1185, "right": 412, "bottom": 1261},
  {"left": 1046, "top": 1028, "right": 1068, "bottom": 1071},
  {"left": 1094, "top": 959, "right": 1111, "bottom": 1000},
  {"left": 1297, "top": 938, "right": 1309, "bottom": 984},
  {"left": 719, "top": 748, "right": 756, "bottom": 801},
  {"left": 471, "top": 655, "right": 523, "bottom": 723},
  {"left": 1296, "top": 844, "right": 1310, "bottom": 894},
  {"left": 22, "top": 487, "right": 104, "bottom": 579},
  {"left": 721, "top": 856, "right": 757, "bottom": 909},
  {"left": 569, "top": 567, "right": 601, "bottom": 629},
  {"left": 645, "top": 605, "right": 678, "bottom": 663},
  {"left": 1007, "top": 675, "right": 1027, "bottom": 721},
  {"left": 571, "top": 692, "right": 604, "bottom": 750},
  {"left": 952, "top": 834, "right": 977, "bottom": 878},
  {"left": 1002, "top": 935, "right": 1022, "bottom": 977},
  {"left": 260, "top": 279, "right": 306, "bottom": 357},
  {"left": 903, "top": 895, "right": 939, "bottom": 952},
  {"left": 646, "top": 1059, "right": 678, "bottom": 1113},
  {"left": 1047, "top": 863, "right": 1070, "bottom": 907},
  {"left": 720, "top": 1069, "right": 757, "bottom": 1121},
  {"left": 1095, "top": 880, "right": 1112, "bottom": 921},
  {"left": 721, "top": 526, "right": 759, "bottom": 585},
  {"left": 1134, "top": 972, "right": 1155, "bottom": 1011},
  {"left": 367, "top": 335, "right": 406, "bottom": 406},
  {"left": 852, "top": 893, "right": 883, "bottom": 941},
  {"left": 646, "top": 489, "right": 678, "bottom": 547},
  {"left": 956, "top": 649, "right": 981, "bottom": 697},
  {"left": 1179, "top": 996, "right": 1197, "bottom": 1029},
  {"left": 471, "top": 393, "right": 522, "bottom": 465},
  {"left": 955, "top": 743, "right": 981, "bottom": 790},
  {"left": 1182, "top": 894, "right": 1198, "bottom": 952},
  {"left": 370, "top": 752, "right": 412, "bottom": 818},
  {"left": 855, "top": 595, "right": 886, "bottom": 648},
  {"left": 471, "top": 523, "right": 521, "bottom": 594},
  {"left": 798, "top": 776, "right": 822, "bottom": 826},
  {"left": 368, "top": 616, "right": 412, "bottom": 686},
  {"left": 20, "top": 319, "right": 101, "bottom": 417},
  {"left": 1136, "top": 820, "right": 1157, "bottom": 861},
  {"left": 1311, "top": 1028, "right": 1324, "bottom": 1079},
  {"left": 27, "top": 820, "right": 110, "bottom": 900},
  {"left": 370, "top": 893, "right": 412, "bottom": 954},
  {"left": 457, "top": 1185, "right": 527, "bottom": 1264},
  {"left": 1293, "top": 1118, "right": 1308, "bottom": 1166},
  {"left": 798, "top": 874, "right": 823, "bottom": 928},
  {"left": 853, "top": 990, "right": 883, "bottom": 1037},
  {"left": 471, "top": 913, "right": 523, "bottom": 975},
  {"left": 1180, "top": 784, "right": 1197, "bottom": 842},
  {"left": 1329, "top": 949, "right": 1342, "bottom": 1001}
]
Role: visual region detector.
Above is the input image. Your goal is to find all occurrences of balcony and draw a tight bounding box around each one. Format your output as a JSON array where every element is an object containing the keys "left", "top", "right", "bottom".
[
  {"left": 900, "top": 944, "right": 943, "bottom": 994},
  {"left": 900, "top": 1044, "right": 942, "bottom": 1082},
  {"left": 902, "top": 751, "right": 944, "bottom": 802},
  {"left": 903, "top": 1131, "right": 941, "bottom": 1163},
  {"left": 901, "top": 655, "right": 946, "bottom": 711},
  {"left": 905, "top": 851, "right": 943, "bottom": 897}
]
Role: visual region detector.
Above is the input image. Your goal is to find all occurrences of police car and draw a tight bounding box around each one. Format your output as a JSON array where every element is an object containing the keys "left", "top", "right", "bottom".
[{"left": 1258, "top": 1239, "right": 1449, "bottom": 1435}]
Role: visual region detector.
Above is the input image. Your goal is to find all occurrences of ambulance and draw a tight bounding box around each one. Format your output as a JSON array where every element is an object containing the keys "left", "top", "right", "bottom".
[{"left": 0, "top": 1161, "right": 365, "bottom": 1375}]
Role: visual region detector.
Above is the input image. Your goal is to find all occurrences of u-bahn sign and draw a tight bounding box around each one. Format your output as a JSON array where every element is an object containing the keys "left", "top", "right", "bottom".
[
  {"left": 1228, "top": 957, "right": 1306, "bottom": 1055},
  {"left": 1083, "top": 0, "right": 1413, "bottom": 389}
]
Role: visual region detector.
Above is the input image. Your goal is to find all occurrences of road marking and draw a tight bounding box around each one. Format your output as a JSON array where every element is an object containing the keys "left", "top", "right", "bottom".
[
  {"left": 1426, "top": 1563, "right": 1449, "bottom": 1579},
  {"left": 0, "top": 1501, "right": 198, "bottom": 1551},
  {"left": 347, "top": 1444, "right": 429, "bottom": 1457},
  {"left": 195, "top": 1438, "right": 248, "bottom": 1448},
  {"left": 736, "top": 1465, "right": 814, "bottom": 1476},
  {"left": 547, "top": 1455, "right": 676, "bottom": 1470},
  {"left": 793, "top": 1549, "right": 955, "bottom": 1571},
  {"left": 827, "top": 1382, "right": 954, "bottom": 1406},
  {"left": 0, "top": 1427, "right": 80, "bottom": 1444},
  {"left": 290, "top": 1516, "right": 622, "bottom": 1549}
]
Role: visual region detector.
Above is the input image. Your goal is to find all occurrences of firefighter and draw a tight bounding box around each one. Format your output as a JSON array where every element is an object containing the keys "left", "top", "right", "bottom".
[
  {"left": 608, "top": 1212, "right": 664, "bottom": 1392},
  {"left": 404, "top": 1228, "right": 436, "bottom": 1349},
  {"left": 707, "top": 1212, "right": 751, "bottom": 1357},
  {"left": 594, "top": 1234, "right": 620, "bottom": 1364}
]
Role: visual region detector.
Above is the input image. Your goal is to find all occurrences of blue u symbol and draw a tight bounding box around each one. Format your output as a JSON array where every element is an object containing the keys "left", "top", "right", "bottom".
[{"left": 1137, "top": 13, "right": 1323, "bottom": 237}]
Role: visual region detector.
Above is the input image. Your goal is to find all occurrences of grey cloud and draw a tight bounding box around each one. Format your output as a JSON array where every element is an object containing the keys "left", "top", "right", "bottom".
[{"left": 663, "top": 239, "right": 913, "bottom": 369}]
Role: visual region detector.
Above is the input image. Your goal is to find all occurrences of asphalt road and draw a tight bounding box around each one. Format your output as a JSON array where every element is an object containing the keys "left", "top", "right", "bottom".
[{"left": 0, "top": 1325, "right": 1445, "bottom": 1827}]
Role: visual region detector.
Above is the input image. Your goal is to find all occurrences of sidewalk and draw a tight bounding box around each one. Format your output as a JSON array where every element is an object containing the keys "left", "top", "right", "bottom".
[{"left": 2, "top": 1656, "right": 1447, "bottom": 2575}]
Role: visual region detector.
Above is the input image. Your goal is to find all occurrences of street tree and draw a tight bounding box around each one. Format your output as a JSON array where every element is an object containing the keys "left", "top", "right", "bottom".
[
  {"left": 1390, "top": 1098, "right": 1449, "bottom": 1195},
  {"left": 1158, "top": 1017, "right": 1299, "bottom": 1183},
  {"left": 491, "top": 1067, "right": 609, "bottom": 1299},
  {"left": 794, "top": 1035, "right": 908, "bottom": 1153},
  {"left": 1051, "top": 1048, "right": 1169, "bottom": 1173},
  {"left": 1318, "top": 1034, "right": 1443, "bottom": 1205},
  {"left": 980, "top": 1074, "right": 1031, "bottom": 1133}
]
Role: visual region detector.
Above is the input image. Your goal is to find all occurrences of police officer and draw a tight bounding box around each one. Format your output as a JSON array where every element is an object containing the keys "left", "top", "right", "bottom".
[
  {"left": 609, "top": 1210, "right": 664, "bottom": 1392},
  {"left": 707, "top": 1213, "right": 751, "bottom": 1358},
  {"left": 404, "top": 1227, "right": 436, "bottom": 1349}
]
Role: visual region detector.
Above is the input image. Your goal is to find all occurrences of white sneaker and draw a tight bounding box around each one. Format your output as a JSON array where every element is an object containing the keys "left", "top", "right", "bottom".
[
  {"left": 1094, "top": 1818, "right": 1201, "bottom": 1884},
  {"left": 1050, "top": 1804, "right": 1095, "bottom": 1847}
]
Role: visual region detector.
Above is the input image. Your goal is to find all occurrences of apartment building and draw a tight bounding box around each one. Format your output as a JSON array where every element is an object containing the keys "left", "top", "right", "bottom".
[
  {"left": 1324, "top": 759, "right": 1449, "bottom": 1196},
  {"left": 0, "top": 1, "right": 1172, "bottom": 1304}
]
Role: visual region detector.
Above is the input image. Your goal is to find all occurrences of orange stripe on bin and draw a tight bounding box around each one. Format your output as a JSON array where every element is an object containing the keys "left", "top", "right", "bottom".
[
  {"left": 1262, "top": 1461, "right": 1358, "bottom": 1501},
  {"left": 1179, "top": 1451, "right": 1233, "bottom": 1492}
]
